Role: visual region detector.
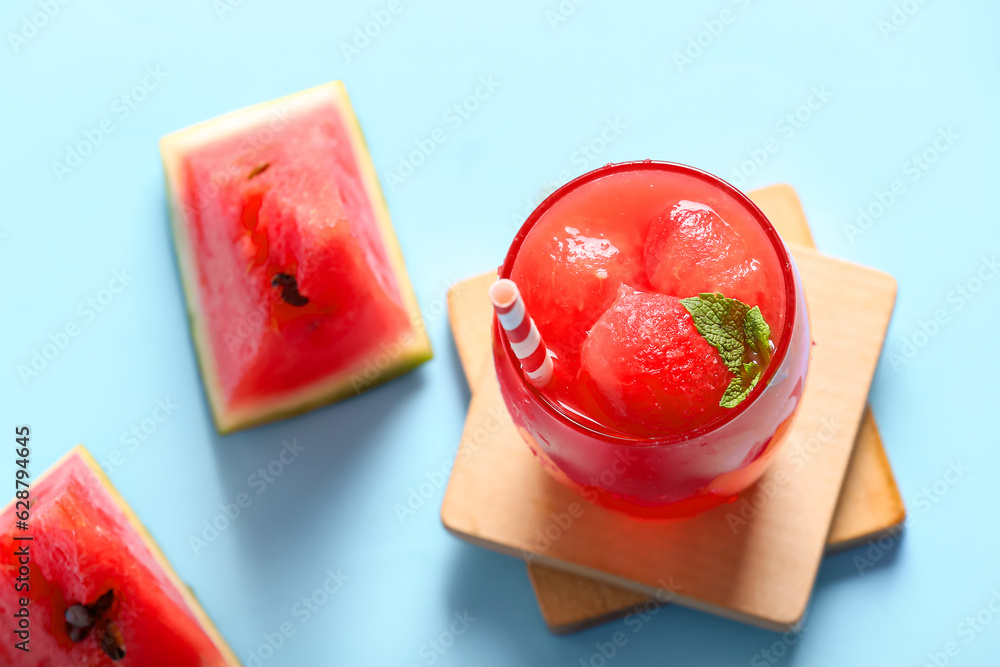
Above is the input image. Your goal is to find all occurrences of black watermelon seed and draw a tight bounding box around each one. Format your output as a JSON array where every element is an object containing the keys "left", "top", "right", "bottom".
[
  {"left": 271, "top": 273, "right": 309, "bottom": 307},
  {"left": 90, "top": 590, "right": 115, "bottom": 616},
  {"left": 65, "top": 602, "right": 94, "bottom": 642},
  {"left": 99, "top": 622, "right": 126, "bottom": 661},
  {"left": 248, "top": 163, "right": 271, "bottom": 179}
]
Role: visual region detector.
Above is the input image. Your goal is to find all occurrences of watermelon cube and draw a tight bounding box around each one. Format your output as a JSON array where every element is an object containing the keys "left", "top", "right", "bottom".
[{"left": 581, "top": 285, "right": 733, "bottom": 436}]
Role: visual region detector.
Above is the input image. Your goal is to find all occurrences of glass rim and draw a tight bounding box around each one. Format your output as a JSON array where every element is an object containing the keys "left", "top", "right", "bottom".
[{"left": 495, "top": 159, "right": 799, "bottom": 447}]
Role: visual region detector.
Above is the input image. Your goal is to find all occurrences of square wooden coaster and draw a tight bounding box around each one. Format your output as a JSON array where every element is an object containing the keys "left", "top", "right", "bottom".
[
  {"left": 446, "top": 185, "right": 906, "bottom": 632},
  {"left": 441, "top": 203, "right": 898, "bottom": 631}
]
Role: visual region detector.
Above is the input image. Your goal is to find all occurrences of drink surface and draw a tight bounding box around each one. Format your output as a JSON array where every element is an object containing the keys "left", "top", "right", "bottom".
[{"left": 510, "top": 168, "right": 787, "bottom": 438}]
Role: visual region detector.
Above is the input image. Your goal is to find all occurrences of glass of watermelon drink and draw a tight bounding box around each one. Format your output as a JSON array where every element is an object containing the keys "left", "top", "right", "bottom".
[{"left": 493, "top": 161, "right": 810, "bottom": 519}]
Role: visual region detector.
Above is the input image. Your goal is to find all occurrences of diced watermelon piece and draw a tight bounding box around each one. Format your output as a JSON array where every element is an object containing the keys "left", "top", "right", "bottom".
[
  {"left": 160, "top": 82, "right": 432, "bottom": 433},
  {"left": 580, "top": 286, "right": 733, "bottom": 436},
  {"left": 644, "top": 200, "right": 784, "bottom": 331},
  {"left": 509, "top": 215, "right": 647, "bottom": 365},
  {"left": 0, "top": 446, "right": 239, "bottom": 666}
]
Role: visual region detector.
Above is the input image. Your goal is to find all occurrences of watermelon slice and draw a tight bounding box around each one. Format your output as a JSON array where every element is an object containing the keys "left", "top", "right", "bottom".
[
  {"left": 0, "top": 446, "right": 239, "bottom": 666},
  {"left": 160, "top": 82, "right": 432, "bottom": 432}
]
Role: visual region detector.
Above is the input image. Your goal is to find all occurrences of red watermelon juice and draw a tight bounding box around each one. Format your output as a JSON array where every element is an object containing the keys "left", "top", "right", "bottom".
[{"left": 493, "top": 161, "right": 810, "bottom": 519}]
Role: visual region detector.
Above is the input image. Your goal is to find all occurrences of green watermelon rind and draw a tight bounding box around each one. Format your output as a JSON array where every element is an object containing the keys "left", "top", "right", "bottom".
[
  {"left": 1, "top": 445, "right": 242, "bottom": 666},
  {"left": 160, "top": 82, "right": 433, "bottom": 434}
]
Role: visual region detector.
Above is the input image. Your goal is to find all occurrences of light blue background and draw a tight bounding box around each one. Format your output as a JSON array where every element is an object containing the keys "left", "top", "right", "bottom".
[{"left": 2, "top": 0, "right": 998, "bottom": 665}]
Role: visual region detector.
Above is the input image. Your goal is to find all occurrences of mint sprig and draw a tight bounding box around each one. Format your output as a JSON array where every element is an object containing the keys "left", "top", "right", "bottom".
[{"left": 680, "top": 293, "right": 774, "bottom": 409}]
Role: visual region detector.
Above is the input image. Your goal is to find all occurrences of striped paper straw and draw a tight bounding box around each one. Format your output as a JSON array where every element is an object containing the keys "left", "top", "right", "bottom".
[{"left": 489, "top": 278, "right": 554, "bottom": 388}]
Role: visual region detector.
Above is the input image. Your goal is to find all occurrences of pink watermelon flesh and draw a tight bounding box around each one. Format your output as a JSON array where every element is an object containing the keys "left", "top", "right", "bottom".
[
  {"left": 644, "top": 199, "right": 784, "bottom": 332},
  {"left": 179, "top": 102, "right": 413, "bottom": 410},
  {"left": 0, "top": 449, "right": 234, "bottom": 666},
  {"left": 581, "top": 286, "right": 733, "bottom": 437}
]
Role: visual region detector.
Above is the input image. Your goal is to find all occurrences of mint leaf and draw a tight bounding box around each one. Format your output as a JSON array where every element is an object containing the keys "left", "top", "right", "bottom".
[
  {"left": 719, "top": 371, "right": 761, "bottom": 409},
  {"left": 744, "top": 306, "right": 772, "bottom": 364},
  {"left": 678, "top": 293, "right": 749, "bottom": 375},
  {"left": 680, "top": 293, "right": 775, "bottom": 409}
]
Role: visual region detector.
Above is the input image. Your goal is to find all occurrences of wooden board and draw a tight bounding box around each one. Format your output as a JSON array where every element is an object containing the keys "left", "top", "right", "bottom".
[
  {"left": 442, "top": 221, "right": 898, "bottom": 631},
  {"left": 445, "top": 184, "right": 906, "bottom": 632}
]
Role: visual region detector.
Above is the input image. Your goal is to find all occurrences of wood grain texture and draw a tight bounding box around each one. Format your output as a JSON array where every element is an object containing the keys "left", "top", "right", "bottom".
[{"left": 443, "top": 185, "right": 904, "bottom": 631}]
